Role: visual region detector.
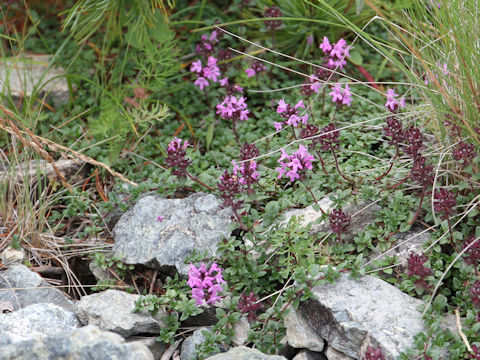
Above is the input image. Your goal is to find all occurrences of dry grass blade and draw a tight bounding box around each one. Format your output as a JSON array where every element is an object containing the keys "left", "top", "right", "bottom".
[
  {"left": 0, "top": 107, "right": 73, "bottom": 192},
  {"left": 0, "top": 119, "right": 138, "bottom": 187}
]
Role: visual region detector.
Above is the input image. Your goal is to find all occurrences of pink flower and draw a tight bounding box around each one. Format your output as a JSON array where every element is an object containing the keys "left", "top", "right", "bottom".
[
  {"left": 203, "top": 65, "right": 220, "bottom": 82},
  {"left": 219, "top": 77, "right": 229, "bottom": 87},
  {"left": 329, "top": 84, "right": 343, "bottom": 103},
  {"left": 274, "top": 122, "right": 283, "bottom": 131},
  {"left": 277, "top": 99, "right": 288, "bottom": 113},
  {"left": 276, "top": 145, "right": 315, "bottom": 182},
  {"left": 294, "top": 100, "right": 305, "bottom": 109},
  {"left": 216, "top": 95, "right": 249, "bottom": 121},
  {"left": 245, "top": 68, "right": 256, "bottom": 77},
  {"left": 188, "top": 263, "right": 226, "bottom": 306},
  {"left": 385, "top": 88, "right": 401, "bottom": 111},
  {"left": 207, "top": 56, "right": 217, "bottom": 67},
  {"left": 190, "top": 60, "right": 202, "bottom": 73},
  {"left": 320, "top": 36, "right": 332, "bottom": 53},
  {"left": 194, "top": 77, "right": 209, "bottom": 90},
  {"left": 157, "top": 216, "right": 164, "bottom": 222},
  {"left": 341, "top": 84, "right": 352, "bottom": 106}
]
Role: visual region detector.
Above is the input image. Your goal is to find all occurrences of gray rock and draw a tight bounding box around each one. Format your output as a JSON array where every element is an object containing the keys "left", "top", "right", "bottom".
[
  {"left": 0, "top": 247, "right": 25, "bottom": 265},
  {"left": 181, "top": 327, "right": 211, "bottom": 360},
  {"left": 89, "top": 261, "right": 114, "bottom": 283},
  {"left": 293, "top": 349, "right": 326, "bottom": 360},
  {"left": 232, "top": 317, "right": 250, "bottom": 346},
  {"left": 75, "top": 289, "right": 165, "bottom": 337},
  {"left": 0, "top": 303, "right": 80, "bottom": 343},
  {"left": 297, "top": 273, "right": 425, "bottom": 359},
  {"left": 284, "top": 307, "right": 324, "bottom": 352},
  {"left": 113, "top": 193, "right": 232, "bottom": 275},
  {"left": 369, "top": 227, "right": 431, "bottom": 268},
  {"left": 0, "top": 325, "right": 154, "bottom": 360},
  {"left": 325, "top": 347, "right": 354, "bottom": 360},
  {"left": 283, "top": 199, "right": 381, "bottom": 243},
  {"left": 0, "top": 159, "right": 86, "bottom": 187},
  {"left": 126, "top": 336, "right": 167, "bottom": 359},
  {"left": 205, "top": 346, "right": 287, "bottom": 360},
  {"left": 282, "top": 198, "right": 334, "bottom": 228},
  {"left": 0, "top": 263, "right": 75, "bottom": 312},
  {"left": 0, "top": 55, "right": 69, "bottom": 106}
]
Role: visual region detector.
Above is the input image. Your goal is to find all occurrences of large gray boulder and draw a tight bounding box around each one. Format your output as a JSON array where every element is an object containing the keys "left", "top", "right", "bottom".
[
  {"left": 75, "top": 289, "right": 165, "bottom": 337},
  {"left": 297, "top": 273, "right": 425, "bottom": 359},
  {"left": 0, "top": 263, "right": 75, "bottom": 312},
  {"left": 113, "top": 193, "right": 232, "bottom": 275},
  {"left": 205, "top": 346, "right": 287, "bottom": 360},
  {"left": 0, "top": 303, "right": 80, "bottom": 343},
  {"left": 0, "top": 325, "right": 154, "bottom": 360}
]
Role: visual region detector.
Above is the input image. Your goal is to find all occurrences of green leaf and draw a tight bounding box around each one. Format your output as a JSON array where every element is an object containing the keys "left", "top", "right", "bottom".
[
  {"left": 349, "top": 49, "right": 363, "bottom": 66},
  {"left": 206, "top": 121, "right": 215, "bottom": 151}
]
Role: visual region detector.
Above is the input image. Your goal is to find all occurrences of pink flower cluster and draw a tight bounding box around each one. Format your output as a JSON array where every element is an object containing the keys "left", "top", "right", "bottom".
[
  {"left": 187, "top": 262, "right": 226, "bottom": 306},
  {"left": 385, "top": 88, "right": 406, "bottom": 112},
  {"left": 216, "top": 95, "right": 249, "bottom": 121},
  {"left": 195, "top": 30, "right": 220, "bottom": 56},
  {"left": 319, "top": 36, "right": 351, "bottom": 69},
  {"left": 190, "top": 56, "right": 221, "bottom": 90},
  {"left": 276, "top": 145, "right": 315, "bottom": 182},
  {"left": 245, "top": 60, "right": 266, "bottom": 77},
  {"left": 165, "top": 137, "right": 191, "bottom": 178},
  {"left": 232, "top": 159, "right": 259, "bottom": 187},
  {"left": 274, "top": 99, "right": 309, "bottom": 131},
  {"left": 329, "top": 83, "right": 353, "bottom": 106}
]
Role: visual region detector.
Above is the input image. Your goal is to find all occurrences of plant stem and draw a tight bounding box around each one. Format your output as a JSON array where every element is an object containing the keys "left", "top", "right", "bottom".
[
  {"left": 409, "top": 187, "right": 426, "bottom": 225},
  {"left": 315, "top": 149, "right": 329, "bottom": 175},
  {"left": 186, "top": 171, "right": 216, "bottom": 191},
  {"left": 331, "top": 149, "right": 352, "bottom": 182}
]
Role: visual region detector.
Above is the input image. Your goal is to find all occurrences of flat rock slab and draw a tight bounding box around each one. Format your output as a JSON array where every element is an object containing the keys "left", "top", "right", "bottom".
[
  {"left": 205, "top": 346, "right": 287, "bottom": 360},
  {"left": 113, "top": 193, "right": 232, "bottom": 275},
  {"left": 75, "top": 289, "right": 165, "bottom": 337},
  {"left": 0, "top": 263, "right": 75, "bottom": 312},
  {"left": 0, "top": 303, "right": 80, "bottom": 343},
  {"left": 0, "top": 325, "right": 154, "bottom": 360},
  {"left": 0, "top": 55, "right": 69, "bottom": 106},
  {"left": 298, "top": 273, "right": 425, "bottom": 359}
]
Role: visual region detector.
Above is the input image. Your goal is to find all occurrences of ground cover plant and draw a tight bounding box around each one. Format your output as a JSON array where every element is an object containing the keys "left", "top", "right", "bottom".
[{"left": 0, "top": 0, "right": 479, "bottom": 359}]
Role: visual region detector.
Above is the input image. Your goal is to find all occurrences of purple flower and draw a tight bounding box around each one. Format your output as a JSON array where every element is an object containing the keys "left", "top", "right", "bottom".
[
  {"left": 319, "top": 123, "right": 340, "bottom": 151},
  {"left": 187, "top": 262, "right": 226, "bottom": 306},
  {"left": 383, "top": 116, "right": 405, "bottom": 146},
  {"left": 216, "top": 95, "right": 249, "bottom": 121},
  {"left": 470, "top": 280, "right": 480, "bottom": 308},
  {"left": 319, "top": 36, "right": 332, "bottom": 53},
  {"left": 385, "top": 88, "right": 405, "bottom": 112},
  {"left": 363, "top": 346, "right": 385, "bottom": 360},
  {"left": 218, "top": 170, "right": 243, "bottom": 211},
  {"left": 190, "top": 60, "right": 202, "bottom": 73},
  {"left": 453, "top": 141, "right": 476, "bottom": 163},
  {"left": 264, "top": 6, "right": 283, "bottom": 31},
  {"left": 245, "top": 68, "right": 256, "bottom": 77},
  {"left": 194, "top": 77, "right": 209, "bottom": 90},
  {"left": 157, "top": 216, "right": 164, "bottom": 222},
  {"left": 276, "top": 145, "right": 315, "bottom": 182},
  {"left": 463, "top": 234, "right": 480, "bottom": 266},
  {"left": 329, "top": 208, "right": 351, "bottom": 241},
  {"left": 329, "top": 84, "right": 353, "bottom": 106},
  {"left": 275, "top": 99, "right": 309, "bottom": 129},
  {"left": 319, "top": 36, "right": 350, "bottom": 69},
  {"left": 407, "top": 252, "right": 432, "bottom": 289},
  {"left": 434, "top": 188, "right": 456, "bottom": 220},
  {"left": 165, "top": 137, "right": 191, "bottom": 178},
  {"left": 232, "top": 159, "right": 259, "bottom": 187},
  {"left": 238, "top": 291, "right": 263, "bottom": 322},
  {"left": 219, "top": 77, "right": 229, "bottom": 87}
]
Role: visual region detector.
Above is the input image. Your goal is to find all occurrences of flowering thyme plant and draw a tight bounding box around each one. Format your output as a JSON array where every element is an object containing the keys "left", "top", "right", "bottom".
[{"left": 187, "top": 262, "right": 226, "bottom": 306}]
